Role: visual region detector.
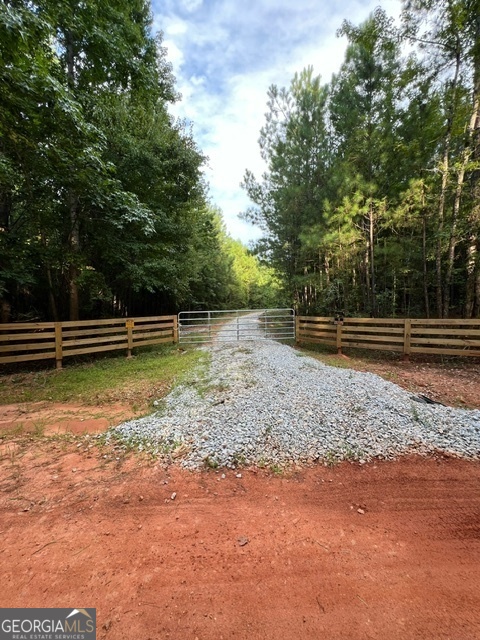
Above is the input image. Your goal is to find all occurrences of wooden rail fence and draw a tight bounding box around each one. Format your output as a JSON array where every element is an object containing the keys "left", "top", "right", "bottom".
[
  {"left": 0, "top": 315, "right": 178, "bottom": 369},
  {"left": 296, "top": 316, "right": 480, "bottom": 359}
]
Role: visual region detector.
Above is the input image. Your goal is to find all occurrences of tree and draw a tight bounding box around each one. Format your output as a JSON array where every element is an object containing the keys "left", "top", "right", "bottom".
[
  {"left": 242, "top": 66, "right": 330, "bottom": 310},
  {"left": 329, "top": 9, "right": 403, "bottom": 315},
  {"left": 1, "top": 0, "right": 235, "bottom": 321},
  {"left": 402, "top": 0, "right": 480, "bottom": 317},
  {"left": 242, "top": 4, "right": 480, "bottom": 318}
]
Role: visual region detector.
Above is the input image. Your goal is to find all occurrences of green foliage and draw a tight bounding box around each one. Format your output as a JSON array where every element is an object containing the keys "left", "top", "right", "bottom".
[
  {"left": 242, "top": 3, "right": 480, "bottom": 318},
  {"left": 1, "top": 0, "right": 269, "bottom": 321},
  {"left": 241, "top": 66, "right": 330, "bottom": 309}
]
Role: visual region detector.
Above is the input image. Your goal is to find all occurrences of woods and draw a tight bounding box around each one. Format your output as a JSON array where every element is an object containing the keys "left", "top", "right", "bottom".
[
  {"left": 242, "top": 0, "right": 480, "bottom": 318},
  {"left": 2, "top": 0, "right": 480, "bottom": 323},
  {"left": 0, "top": 0, "right": 277, "bottom": 322}
]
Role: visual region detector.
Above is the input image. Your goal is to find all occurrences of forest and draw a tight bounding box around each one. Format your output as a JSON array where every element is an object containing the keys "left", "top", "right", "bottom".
[
  {"left": 243, "top": 0, "right": 480, "bottom": 318},
  {"left": 1, "top": 0, "right": 479, "bottom": 322},
  {"left": 0, "top": 0, "right": 279, "bottom": 322}
]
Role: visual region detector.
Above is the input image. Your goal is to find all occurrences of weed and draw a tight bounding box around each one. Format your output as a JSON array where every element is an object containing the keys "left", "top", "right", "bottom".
[
  {"left": 270, "top": 463, "right": 283, "bottom": 475},
  {"left": 341, "top": 444, "right": 363, "bottom": 462},
  {"left": 203, "top": 455, "right": 219, "bottom": 469},
  {"left": 350, "top": 404, "right": 364, "bottom": 414},
  {"left": 232, "top": 452, "right": 246, "bottom": 466},
  {"left": 324, "top": 451, "right": 338, "bottom": 467},
  {"left": 9, "top": 423, "right": 26, "bottom": 437},
  {"left": 151, "top": 399, "right": 167, "bottom": 416},
  {"left": 32, "top": 422, "right": 45, "bottom": 438},
  {"left": 411, "top": 403, "right": 420, "bottom": 422}
]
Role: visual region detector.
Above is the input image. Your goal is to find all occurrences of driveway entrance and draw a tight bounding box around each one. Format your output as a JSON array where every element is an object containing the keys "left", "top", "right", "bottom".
[{"left": 177, "top": 309, "right": 295, "bottom": 344}]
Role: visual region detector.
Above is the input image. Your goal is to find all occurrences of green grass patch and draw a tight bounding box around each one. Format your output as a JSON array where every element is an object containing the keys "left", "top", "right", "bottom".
[{"left": 0, "top": 345, "right": 206, "bottom": 407}]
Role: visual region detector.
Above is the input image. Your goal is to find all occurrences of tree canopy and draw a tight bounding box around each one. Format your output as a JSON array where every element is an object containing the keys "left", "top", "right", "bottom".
[
  {"left": 0, "top": 0, "right": 277, "bottom": 321},
  {"left": 4, "top": 0, "right": 479, "bottom": 322},
  {"left": 243, "top": 1, "right": 480, "bottom": 318}
]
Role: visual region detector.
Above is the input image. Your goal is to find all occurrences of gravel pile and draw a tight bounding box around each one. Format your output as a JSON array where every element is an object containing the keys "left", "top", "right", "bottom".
[{"left": 109, "top": 313, "right": 480, "bottom": 468}]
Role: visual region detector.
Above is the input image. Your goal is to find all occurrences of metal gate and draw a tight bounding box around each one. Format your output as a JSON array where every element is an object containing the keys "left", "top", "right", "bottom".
[{"left": 178, "top": 309, "right": 295, "bottom": 344}]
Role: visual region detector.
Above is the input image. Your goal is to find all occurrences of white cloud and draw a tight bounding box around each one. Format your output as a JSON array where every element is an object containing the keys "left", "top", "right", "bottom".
[
  {"left": 163, "top": 16, "right": 188, "bottom": 37},
  {"left": 152, "top": 0, "right": 402, "bottom": 242},
  {"left": 180, "top": 0, "right": 204, "bottom": 12}
]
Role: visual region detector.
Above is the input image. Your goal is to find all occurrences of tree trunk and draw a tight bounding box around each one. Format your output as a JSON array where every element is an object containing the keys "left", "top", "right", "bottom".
[
  {"left": 363, "top": 239, "right": 370, "bottom": 314},
  {"left": 443, "top": 97, "right": 479, "bottom": 317},
  {"left": 65, "top": 30, "right": 81, "bottom": 321},
  {"left": 466, "top": 15, "right": 480, "bottom": 318},
  {"left": 420, "top": 181, "right": 430, "bottom": 318},
  {"left": 435, "top": 50, "right": 461, "bottom": 318},
  {"left": 44, "top": 262, "right": 58, "bottom": 322},
  {"left": 0, "top": 195, "right": 11, "bottom": 232},
  {"left": 40, "top": 233, "right": 59, "bottom": 322},
  {"left": 422, "top": 217, "right": 430, "bottom": 318},
  {"left": 0, "top": 299, "right": 11, "bottom": 323},
  {"left": 368, "top": 201, "right": 377, "bottom": 316},
  {"left": 68, "top": 191, "right": 80, "bottom": 321}
]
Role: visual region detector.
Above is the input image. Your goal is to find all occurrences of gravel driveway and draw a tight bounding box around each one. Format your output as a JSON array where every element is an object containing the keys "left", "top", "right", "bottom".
[{"left": 110, "top": 313, "right": 480, "bottom": 468}]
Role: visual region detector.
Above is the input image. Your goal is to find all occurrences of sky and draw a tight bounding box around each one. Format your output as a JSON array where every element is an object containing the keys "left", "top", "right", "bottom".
[{"left": 151, "top": 0, "right": 400, "bottom": 244}]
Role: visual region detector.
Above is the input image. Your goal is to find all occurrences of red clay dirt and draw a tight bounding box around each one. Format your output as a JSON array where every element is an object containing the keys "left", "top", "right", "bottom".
[
  {"left": 0, "top": 401, "right": 140, "bottom": 438},
  {"left": 1, "top": 441, "right": 480, "bottom": 640},
  {"left": 1, "top": 357, "right": 480, "bottom": 638}
]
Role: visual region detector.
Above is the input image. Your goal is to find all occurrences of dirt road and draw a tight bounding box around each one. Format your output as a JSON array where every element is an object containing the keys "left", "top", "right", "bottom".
[{"left": 1, "top": 441, "right": 479, "bottom": 639}]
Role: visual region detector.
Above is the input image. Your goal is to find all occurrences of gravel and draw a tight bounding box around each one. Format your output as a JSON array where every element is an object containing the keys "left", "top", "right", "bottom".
[{"left": 108, "top": 313, "right": 480, "bottom": 468}]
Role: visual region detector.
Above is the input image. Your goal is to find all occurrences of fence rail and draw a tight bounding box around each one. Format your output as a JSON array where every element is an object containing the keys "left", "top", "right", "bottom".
[
  {"left": 0, "top": 316, "right": 178, "bottom": 368},
  {"left": 4, "top": 314, "right": 479, "bottom": 368},
  {"left": 296, "top": 316, "right": 480, "bottom": 358}
]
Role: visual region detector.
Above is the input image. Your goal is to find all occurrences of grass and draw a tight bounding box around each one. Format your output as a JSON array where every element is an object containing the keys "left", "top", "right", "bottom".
[
  {"left": 0, "top": 344, "right": 206, "bottom": 409},
  {"left": 179, "top": 355, "right": 220, "bottom": 398},
  {"left": 203, "top": 455, "right": 219, "bottom": 469},
  {"left": 295, "top": 343, "right": 355, "bottom": 369}
]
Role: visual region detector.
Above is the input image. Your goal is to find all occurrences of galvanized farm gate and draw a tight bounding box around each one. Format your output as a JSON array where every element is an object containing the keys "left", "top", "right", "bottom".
[{"left": 178, "top": 309, "right": 295, "bottom": 344}]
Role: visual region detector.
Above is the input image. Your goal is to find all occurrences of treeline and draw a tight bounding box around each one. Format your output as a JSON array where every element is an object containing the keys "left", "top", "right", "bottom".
[
  {"left": 243, "top": 0, "right": 480, "bottom": 318},
  {"left": 0, "top": 0, "right": 278, "bottom": 322}
]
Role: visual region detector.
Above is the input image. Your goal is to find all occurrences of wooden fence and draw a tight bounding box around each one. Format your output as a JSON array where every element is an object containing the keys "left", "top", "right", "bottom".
[
  {"left": 0, "top": 315, "right": 178, "bottom": 369},
  {"left": 296, "top": 316, "right": 480, "bottom": 359}
]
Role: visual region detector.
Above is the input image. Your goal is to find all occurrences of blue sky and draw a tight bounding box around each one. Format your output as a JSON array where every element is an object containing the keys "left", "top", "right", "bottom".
[{"left": 151, "top": 0, "right": 400, "bottom": 243}]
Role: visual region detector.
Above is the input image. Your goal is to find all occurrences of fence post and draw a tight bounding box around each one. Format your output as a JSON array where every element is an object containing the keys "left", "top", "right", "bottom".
[
  {"left": 173, "top": 316, "right": 179, "bottom": 344},
  {"left": 126, "top": 319, "right": 134, "bottom": 358},
  {"left": 295, "top": 316, "right": 300, "bottom": 343},
  {"left": 403, "top": 318, "right": 411, "bottom": 362},
  {"left": 54, "top": 322, "right": 63, "bottom": 370},
  {"left": 336, "top": 322, "right": 343, "bottom": 355}
]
